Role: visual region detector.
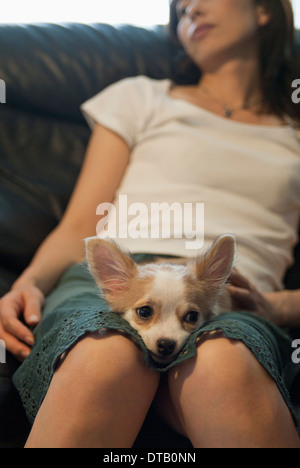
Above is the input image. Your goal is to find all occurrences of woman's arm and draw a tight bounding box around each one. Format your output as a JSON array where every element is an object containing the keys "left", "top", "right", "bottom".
[
  {"left": 13, "top": 124, "right": 130, "bottom": 295},
  {"left": 0, "top": 124, "right": 130, "bottom": 359},
  {"left": 264, "top": 289, "right": 300, "bottom": 328}
]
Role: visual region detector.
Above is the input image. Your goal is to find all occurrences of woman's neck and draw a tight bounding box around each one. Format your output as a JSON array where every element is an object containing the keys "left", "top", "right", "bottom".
[
  {"left": 196, "top": 59, "right": 263, "bottom": 109},
  {"left": 169, "top": 58, "right": 287, "bottom": 126}
]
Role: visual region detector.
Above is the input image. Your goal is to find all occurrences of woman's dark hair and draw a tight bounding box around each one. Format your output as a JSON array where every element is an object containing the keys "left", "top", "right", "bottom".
[{"left": 169, "top": 0, "right": 300, "bottom": 126}]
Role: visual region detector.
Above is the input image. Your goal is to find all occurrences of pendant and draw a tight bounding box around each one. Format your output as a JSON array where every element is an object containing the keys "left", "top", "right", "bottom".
[{"left": 224, "top": 107, "right": 233, "bottom": 118}]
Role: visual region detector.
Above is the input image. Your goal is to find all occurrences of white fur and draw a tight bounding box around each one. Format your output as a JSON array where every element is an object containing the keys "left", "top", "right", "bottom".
[{"left": 150, "top": 269, "right": 187, "bottom": 311}]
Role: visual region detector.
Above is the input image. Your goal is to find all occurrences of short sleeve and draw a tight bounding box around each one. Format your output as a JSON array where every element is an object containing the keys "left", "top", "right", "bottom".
[{"left": 80, "top": 76, "right": 153, "bottom": 148}]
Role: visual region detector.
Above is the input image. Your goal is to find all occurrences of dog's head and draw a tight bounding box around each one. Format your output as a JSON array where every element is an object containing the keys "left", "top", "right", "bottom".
[{"left": 86, "top": 235, "right": 236, "bottom": 364}]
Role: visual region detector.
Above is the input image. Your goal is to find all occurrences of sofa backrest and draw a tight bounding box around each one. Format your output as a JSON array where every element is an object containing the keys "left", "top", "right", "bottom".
[
  {"left": 0, "top": 23, "right": 179, "bottom": 292},
  {"left": 0, "top": 23, "right": 299, "bottom": 294}
]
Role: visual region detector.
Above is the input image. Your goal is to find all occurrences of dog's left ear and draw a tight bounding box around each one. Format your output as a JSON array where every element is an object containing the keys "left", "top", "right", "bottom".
[
  {"left": 196, "top": 234, "right": 236, "bottom": 287},
  {"left": 85, "top": 238, "right": 137, "bottom": 302}
]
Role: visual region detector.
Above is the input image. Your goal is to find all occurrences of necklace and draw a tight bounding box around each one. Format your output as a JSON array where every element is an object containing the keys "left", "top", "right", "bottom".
[{"left": 201, "top": 86, "right": 263, "bottom": 118}]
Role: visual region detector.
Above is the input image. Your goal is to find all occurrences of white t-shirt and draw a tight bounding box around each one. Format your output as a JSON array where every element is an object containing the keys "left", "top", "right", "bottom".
[{"left": 81, "top": 76, "right": 300, "bottom": 292}]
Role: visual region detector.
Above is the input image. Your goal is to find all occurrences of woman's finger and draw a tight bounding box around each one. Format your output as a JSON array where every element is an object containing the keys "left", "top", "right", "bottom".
[
  {"left": 228, "top": 269, "right": 252, "bottom": 289},
  {"left": 1, "top": 315, "right": 35, "bottom": 347},
  {"left": 0, "top": 326, "right": 32, "bottom": 362},
  {"left": 227, "top": 285, "right": 256, "bottom": 310},
  {"left": 23, "top": 291, "right": 44, "bottom": 326},
  {"left": 0, "top": 297, "right": 35, "bottom": 347}
]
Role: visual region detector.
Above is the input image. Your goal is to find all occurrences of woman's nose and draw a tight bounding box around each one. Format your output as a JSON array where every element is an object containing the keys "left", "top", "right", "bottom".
[{"left": 186, "top": 1, "right": 203, "bottom": 19}]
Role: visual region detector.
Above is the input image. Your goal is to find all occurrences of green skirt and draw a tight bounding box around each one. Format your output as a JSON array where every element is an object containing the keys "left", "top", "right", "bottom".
[{"left": 13, "top": 258, "right": 300, "bottom": 430}]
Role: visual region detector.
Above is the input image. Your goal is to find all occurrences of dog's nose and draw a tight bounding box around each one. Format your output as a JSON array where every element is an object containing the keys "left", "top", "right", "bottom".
[{"left": 157, "top": 339, "right": 176, "bottom": 356}]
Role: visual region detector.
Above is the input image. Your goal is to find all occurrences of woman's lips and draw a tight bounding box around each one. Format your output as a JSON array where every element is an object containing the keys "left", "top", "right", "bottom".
[{"left": 191, "top": 24, "right": 215, "bottom": 40}]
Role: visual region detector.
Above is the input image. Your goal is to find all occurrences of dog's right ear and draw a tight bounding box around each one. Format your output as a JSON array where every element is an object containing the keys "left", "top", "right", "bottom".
[{"left": 85, "top": 238, "right": 137, "bottom": 301}]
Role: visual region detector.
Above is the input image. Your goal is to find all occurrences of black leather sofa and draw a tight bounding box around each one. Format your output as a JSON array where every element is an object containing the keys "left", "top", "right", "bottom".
[{"left": 0, "top": 22, "right": 299, "bottom": 448}]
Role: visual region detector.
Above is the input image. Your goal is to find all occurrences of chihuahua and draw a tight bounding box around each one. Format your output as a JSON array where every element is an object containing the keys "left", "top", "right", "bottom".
[{"left": 86, "top": 234, "right": 236, "bottom": 364}]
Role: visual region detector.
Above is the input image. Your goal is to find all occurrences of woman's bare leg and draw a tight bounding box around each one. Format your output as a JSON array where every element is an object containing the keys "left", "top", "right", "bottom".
[
  {"left": 159, "top": 332, "right": 300, "bottom": 448},
  {"left": 25, "top": 331, "right": 160, "bottom": 448}
]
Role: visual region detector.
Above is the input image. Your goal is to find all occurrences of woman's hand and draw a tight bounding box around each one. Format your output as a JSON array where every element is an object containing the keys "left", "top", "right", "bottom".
[
  {"left": 226, "top": 269, "right": 286, "bottom": 327},
  {"left": 0, "top": 285, "right": 44, "bottom": 362}
]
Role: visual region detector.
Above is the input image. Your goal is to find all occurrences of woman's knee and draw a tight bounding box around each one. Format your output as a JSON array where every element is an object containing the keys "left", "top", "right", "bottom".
[
  {"left": 169, "top": 332, "right": 265, "bottom": 393},
  {"left": 27, "top": 332, "right": 160, "bottom": 448},
  {"left": 167, "top": 331, "right": 281, "bottom": 431},
  {"left": 156, "top": 333, "right": 257, "bottom": 437},
  {"left": 54, "top": 331, "right": 160, "bottom": 396},
  {"left": 166, "top": 332, "right": 300, "bottom": 448}
]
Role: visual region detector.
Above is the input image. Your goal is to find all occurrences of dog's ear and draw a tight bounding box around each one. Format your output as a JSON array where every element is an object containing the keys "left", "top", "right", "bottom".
[
  {"left": 196, "top": 234, "right": 236, "bottom": 287},
  {"left": 85, "top": 238, "right": 137, "bottom": 301}
]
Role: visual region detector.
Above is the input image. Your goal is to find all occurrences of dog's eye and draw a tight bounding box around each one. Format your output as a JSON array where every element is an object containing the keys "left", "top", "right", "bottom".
[
  {"left": 184, "top": 311, "right": 199, "bottom": 323},
  {"left": 136, "top": 306, "right": 153, "bottom": 320}
]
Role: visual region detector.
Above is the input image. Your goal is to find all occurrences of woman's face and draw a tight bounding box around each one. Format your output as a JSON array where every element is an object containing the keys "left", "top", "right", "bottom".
[{"left": 176, "top": 0, "right": 270, "bottom": 71}]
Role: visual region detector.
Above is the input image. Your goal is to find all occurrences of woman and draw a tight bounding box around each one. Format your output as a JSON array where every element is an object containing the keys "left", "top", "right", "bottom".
[{"left": 0, "top": 0, "right": 300, "bottom": 448}]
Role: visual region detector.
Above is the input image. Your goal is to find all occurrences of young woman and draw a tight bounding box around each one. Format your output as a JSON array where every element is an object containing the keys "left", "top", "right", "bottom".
[{"left": 0, "top": 0, "right": 300, "bottom": 448}]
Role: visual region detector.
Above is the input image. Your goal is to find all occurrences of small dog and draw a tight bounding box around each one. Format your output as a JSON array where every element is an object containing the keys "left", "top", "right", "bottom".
[{"left": 86, "top": 235, "right": 236, "bottom": 364}]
